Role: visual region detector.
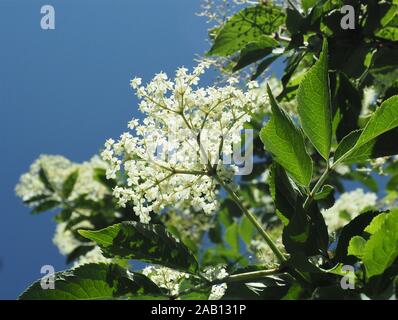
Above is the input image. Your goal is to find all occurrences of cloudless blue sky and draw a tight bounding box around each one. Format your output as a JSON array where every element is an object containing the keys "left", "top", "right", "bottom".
[{"left": 0, "top": 0, "right": 221, "bottom": 299}]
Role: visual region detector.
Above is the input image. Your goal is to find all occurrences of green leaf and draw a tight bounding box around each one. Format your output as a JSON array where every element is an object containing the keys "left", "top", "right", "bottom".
[
  {"left": 79, "top": 222, "right": 199, "bottom": 273},
  {"left": 347, "top": 236, "right": 366, "bottom": 258},
  {"left": 362, "top": 210, "right": 398, "bottom": 278},
  {"left": 335, "top": 128, "right": 398, "bottom": 165},
  {"left": 19, "top": 263, "right": 162, "bottom": 300},
  {"left": 281, "top": 282, "right": 304, "bottom": 300},
  {"left": 311, "top": 285, "right": 360, "bottom": 300},
  {"left": 297, "top": 39, "right": 332, "bottom": 160},
  {"left": 239, "top": 216, "right": 255, "bottom": 244},
  {"left": 332, "top": 73, "right": 362, "bottom": 142},
  {"left": 333, "top": 129, "right": 398, "bottom": 164},
  {"left": 260, "top": 85, "right": 313, "bottom": 186},
  {"left": 387, "top": 174, "right": 398, "bottom": 192},
  {"left": 356, "top": 95, "right": 398, "bottom": 146},
  {"left": 66, "top": 245, "right": 95, "bottom": 264},
  {"left": 333, "top": 211, "right": 383, "bottom": 264},
  {"left": 31, "top": 200, "right": 60, "bottom": 214},
  {"left": 377, "top": 25, "right": 398, "bottom": 41},
  {"left": 364, "top": 212, "right": 389, "bottom": 235},
  {"left": 251, "top": 54, "right": 281, "bottom": 80},
  {"left": 23, "top": 194, "right": 50, "bottom": 204},
  {"left": 334, "top": 130, "right": 362, "bottom": 163},
  {"left": 225, "top": 223, "right": 239, "bottom": 253},
  {"left": 314, "top": 185, "right": 334, "bottom": 200},
  {"left": 283, "top": 203, "right": 310, "bottom": 251},
  {"left": 221, "top": 198, "right": 242, "bottom": 218},
  {"left": 286, "top": 8, "right": 304, "bottom": 35},
  {"left": 39, "top": 167, "right": 54, "bottom": 192},
  {"left": 233, "top": 36, "right": 278, "bottom": 72},
  {"left": 208, "top": 5, "right": 284, "bottom": 57},
  {"left": 279, "top": 51, "right": 306, "bottom": 98},
  {"left": 268, "top": 164, "right": 299, "bottom": 225},
  {"left": 376, "top": 7, "right": 398, "bottom": 41},
  {"left": 61, "top": 170, "right": 79, "bottom": 199},
  {"left": 334, "top": 95, "right": 398, "bottom": 164},
  {"left": 54, "top": 208, "right": 73, "bottom": 223},
  {"left": 301, "top": 0, "right": 317, "bottom": 12},
  {"left": 222, "top": 274, "right": 294, "bottom": 300},
  {"left": 178, "top": 278, "right": 211, "bottom": 300},
  {"left": 282, "top": 202, "right": 329, "bottom": 257},
  {"left": 208, "top": 219, "right": 223, "bottom": 244}
]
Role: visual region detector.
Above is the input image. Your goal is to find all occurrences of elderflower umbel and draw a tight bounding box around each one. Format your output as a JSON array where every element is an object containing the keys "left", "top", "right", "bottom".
[
  {"left": 142, "top": 266, "right": 188, "bottom": 296},
  {"left": 15, "top": 155, "right": 109, "bottom": 205},
  {"left": 53, "top": 221, "right": 112, "bottom": 267},
  {"left": 53, "top": 222, "right": 82, "bottom": 256},
  {"left": 102, "top": 63, "right": 267, "bottom": 223},
  {"left": 322, "top": 188, "right": 377, "bottom": 232},
  {"left": 203, "top": 265, "right": 229, "bottom": 300},
  {"left": 73, "top": 246, "right": 112, "bottom": 268}
]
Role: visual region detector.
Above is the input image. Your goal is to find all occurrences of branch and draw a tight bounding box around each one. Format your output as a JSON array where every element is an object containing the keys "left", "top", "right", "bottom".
[
  {"left": 214, "top": 175, "right": 287, "bottom": 264},
  {"left": 171, "top": 268, "right": 281, "bottom": 300}
]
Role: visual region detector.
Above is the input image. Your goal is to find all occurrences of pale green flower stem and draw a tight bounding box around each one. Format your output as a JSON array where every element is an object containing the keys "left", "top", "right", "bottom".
[
  {"left": 172, "top": 268, "right": 280, "bottom": 299},
  {"left": 303, "top": 165, "right": 331, "bottom": 211},
  {"left": 214, "top": 175, "right": 287, "bottom": 264},
  {"left": 215, "top": 175, "right": 318, "bottom": 287}
]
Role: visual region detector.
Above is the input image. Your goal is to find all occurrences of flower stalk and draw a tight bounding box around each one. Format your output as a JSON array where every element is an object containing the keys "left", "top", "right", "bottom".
[{"left": 214, "top": 175, "right": 287, "bottom": 264}]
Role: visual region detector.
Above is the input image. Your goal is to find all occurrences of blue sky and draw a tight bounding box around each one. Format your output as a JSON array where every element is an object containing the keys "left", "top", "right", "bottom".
[{"left": 0, "top": 0, "right": 218, "bottom": 299}]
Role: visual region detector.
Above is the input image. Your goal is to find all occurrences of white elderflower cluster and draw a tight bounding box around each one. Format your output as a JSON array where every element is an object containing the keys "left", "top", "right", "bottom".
[
  {"left": 334, "top": 164, "right": 351, "bottom": 176},
  {"left": 142, "top": 265, "right": 228, "bottom": 299},
  {"left": 53, "top": 222, "right": 82, "bottom": 256},
  {"left": 142, "top": 266, "right": 188, "bottom": 296},
  {"left": 361, "top": 86, "right": 377, "bottom": 116},
  {"left": 102, "top": 63, "right": 267, "bottom": 223},
  {"left": 15, "top": 155, "right": 109, "bottom": 205},
  {"left": 322, "top": 188, "right": 378, "bottom": 232},
  {"left": 370, "top": 157, "right": 388, "bottom": 175},
  {"left": 203, "top": 265, "right": 229, "bottom": 300},
  {"left": 198, "top": 0, "right": 253, "bottom": 25},
  {"left": 73, "top": 246, "right": 112, "bottom": 268},
  {"left": 250, "top": 236, "right": 283, "bottom": 267},
  {"left": 53, "top": 222, "right": 112, "bottom": 266}
]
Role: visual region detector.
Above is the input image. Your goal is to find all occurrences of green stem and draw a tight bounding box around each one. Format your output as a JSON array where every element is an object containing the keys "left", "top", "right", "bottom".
[
  {"left": 171, "top": 268, "right": 280, "bottom": 300},
  {"left": 303, "top": 166, "right": 330, "bottom": 211},
  {"left": 172, "top": 169, "right": 208, "bottom": 176},
  {"left": 287, "top": 0, "right": 300, "bottom": 13},
  {"left": 214, "top": 175, "right": 287, "bottom": 264},
  {"left": 224, "top": 268, "right": 280, "bottom": 283}
]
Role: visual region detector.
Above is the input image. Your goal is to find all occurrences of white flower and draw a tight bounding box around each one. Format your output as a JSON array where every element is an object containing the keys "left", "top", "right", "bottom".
[
  {"left": 247, "top": 80, "right": 259, "bottom": 89},
  {"left": 102, "top": 64, "right": 267, "bottom": 223},
  {"left": 73, "top": 247, "right": 112, "bottom": 268},
  {"left": 15, "top": 155, "right": 110, "bottom": 205},
  {"left": 142, "top": 265, "right": 229, "bottom": 299},
  {"left": 130, "top": 77, "right": 142, "bottom": 89},
  {"left": 209, "top": 283, "right": 228, "bottom": 300},
  {"left": 54, "top": 221, "right": 113, "bottom": 266},
  {"left": 53, "top": 222, "right": 82, "bottom": 255},
  {"left": 128, "top": 118, "right": 139, "bottom": 130},
  {"left": 105, "top": 138, "right": 115, "bottom": 149},
  {"left": 370, "top": 157, "right": 387, "bottom": 175},
  {"left": 203, "top": 265, "right": 229, "bottom": 300},
  {"left": 142, "top": 266, "right": 188, "bottom": 296},
  {"left": 361, "top": 86, "right": 377, "bottom": 116},
  {"left": 334, "top": 164, "right": 350, "bottom": 176},
  {"left": 322, "top": 188, "right": 377, "bottom": 232},
  {"left": 250, "top": 237, "right": 283, "bottom": 266}
]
